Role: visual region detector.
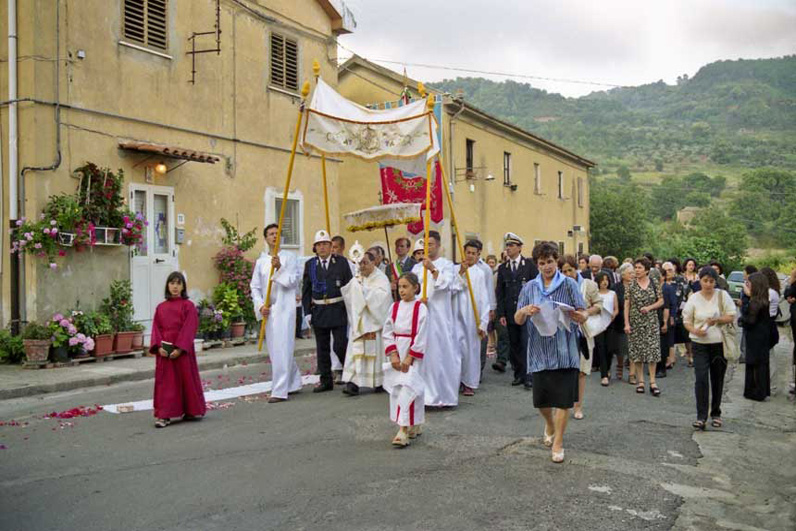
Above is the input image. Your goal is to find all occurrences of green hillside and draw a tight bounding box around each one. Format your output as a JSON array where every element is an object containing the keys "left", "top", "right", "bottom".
[
  {"left": 430, "top": 56, "right": 796, "bottom": 173},
  {"left": 429, "top": 56, "right": 796, "bottom": 266}
]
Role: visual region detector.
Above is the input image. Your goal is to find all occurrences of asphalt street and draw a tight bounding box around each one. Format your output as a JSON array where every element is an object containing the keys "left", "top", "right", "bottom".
[{"left": 1, "top": 341, "right": 794, "bottom": 531}]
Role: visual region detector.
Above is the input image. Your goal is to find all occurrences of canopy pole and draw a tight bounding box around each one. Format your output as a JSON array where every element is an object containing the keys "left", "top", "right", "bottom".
[
  {"left": 437, "top": 157, "right": 480, "bottom": 337},
  {"left": 258, "top": 80, "right": 311, "bottom": 352},
  {"left": 321, "top": 154, "right": 331, "bottom": 234}
]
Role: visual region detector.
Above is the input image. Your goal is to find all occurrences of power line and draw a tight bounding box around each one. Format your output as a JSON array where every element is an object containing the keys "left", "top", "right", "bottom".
[{"left": 335, "top": 42, "right": 626, "bottom": 89}]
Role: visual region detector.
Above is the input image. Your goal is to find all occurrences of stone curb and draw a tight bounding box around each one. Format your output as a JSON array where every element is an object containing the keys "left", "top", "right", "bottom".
[{"left": 0, "top": 347, "right": 317, "bottom": 401}]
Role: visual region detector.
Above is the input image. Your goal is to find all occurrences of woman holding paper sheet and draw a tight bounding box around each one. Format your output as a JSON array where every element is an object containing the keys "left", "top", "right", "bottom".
[{"left": 514, "top": 242, "right": 588, "bottom": 463}]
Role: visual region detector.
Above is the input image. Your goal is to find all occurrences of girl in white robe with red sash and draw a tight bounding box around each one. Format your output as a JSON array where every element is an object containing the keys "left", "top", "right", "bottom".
[{"left": 382, "top": 273, "right": 428, "bottom": 447}]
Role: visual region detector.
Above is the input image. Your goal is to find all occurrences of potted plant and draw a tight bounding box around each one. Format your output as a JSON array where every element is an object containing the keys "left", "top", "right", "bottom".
[
  {"left": 100, "top": 280, "right": 137, "bottom": 353},
  {"left": 129, "top": 321, "right": 145, "bottom": 350},
  {"left": 0, "top": 329, "right": 25, "bottom": 364},
  {"left": 48, "top": 313, "right": 76, "bottom": 362},
  {"left": 43, "top": 193, "right": 83, "bottom": 246},
  {"left": 10, "top": 217, "right": 65, "bottom": 270},
  {"left": 21, "top": 322, "right": 52, "bottom": 363},
  {"left": 74, "top": 163, "right": 125, "bottom": 245},
  {"left": 92, "top": 312, "right": 114, "bottom": 357},
  {"left": 69, "top": 309, "right": 96, "bottom": 359},
  {"left": 213, "top": 282, "right": 241, "bottom": 339}
]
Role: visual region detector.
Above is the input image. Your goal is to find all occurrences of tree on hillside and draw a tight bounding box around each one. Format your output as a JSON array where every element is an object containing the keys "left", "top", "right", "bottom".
[
  {"left": 730, "top": 168, "right": 796, "bottom": 246},
  {"left": 617, "top": 165, "right": 632, "bottom": 182},
  {"left": 589, "top": 180, "right": 649, "bottom": 258}
]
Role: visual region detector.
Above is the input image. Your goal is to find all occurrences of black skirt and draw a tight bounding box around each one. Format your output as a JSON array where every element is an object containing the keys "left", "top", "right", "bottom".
[
  {"left": 674, "top": 321, "right": 690, "bottom": 344},
  {"left": 532, "top": 368, "right": 579, "bottom": 409}
]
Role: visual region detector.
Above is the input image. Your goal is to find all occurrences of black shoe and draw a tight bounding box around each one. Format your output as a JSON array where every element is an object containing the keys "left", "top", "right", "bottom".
[
  {"left": 342, "top": 382, "right": 359, "bottom": 396},
  {"left": 656, "top": 371, "right": 667, "bottom": 379},
  {"left": 374, "top": 386, "right": 386, "bottom": 394},
  {"left": 511, "top": 377, "right": 524, "bottom": 386},
  {"left": 492, "top": 361, "right": 507, "bottom": 373},
  {"left": 523, "top": 382, "right": 533, "bottom": 390},
  {"left": 313, "top": 381, "right": 334, "bottom": 393}
]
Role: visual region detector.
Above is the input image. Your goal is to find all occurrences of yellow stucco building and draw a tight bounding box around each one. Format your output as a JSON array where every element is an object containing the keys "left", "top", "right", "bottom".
[
  {"left": 336, "top": 56, "right": 594, "bottom": 263},
  {"left": 0, "top": 0, "right": 354, "bottom": 329}
]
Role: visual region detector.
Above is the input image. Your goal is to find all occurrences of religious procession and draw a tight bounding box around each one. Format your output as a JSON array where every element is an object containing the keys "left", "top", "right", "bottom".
[{"left": 140, "top": 65, "right": 794, "bottom": 467}]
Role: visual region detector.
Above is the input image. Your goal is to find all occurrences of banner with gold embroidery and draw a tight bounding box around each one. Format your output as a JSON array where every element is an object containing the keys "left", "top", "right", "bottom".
[{"left": 379, "top": 161, "right": 443, "bottom": 235}]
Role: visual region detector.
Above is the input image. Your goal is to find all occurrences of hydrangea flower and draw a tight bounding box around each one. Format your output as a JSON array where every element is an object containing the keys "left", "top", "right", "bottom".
[
  {"left": 59, "top": 319, "right": 70, "bottom": 327},
  {"left": 50, "top": 263, "right": 57, "bottom": 270}
]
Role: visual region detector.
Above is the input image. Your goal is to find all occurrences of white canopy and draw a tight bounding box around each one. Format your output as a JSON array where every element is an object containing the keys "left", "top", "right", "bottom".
[{"left": 302, "top": 79, "right": 439, "bottom": 165}]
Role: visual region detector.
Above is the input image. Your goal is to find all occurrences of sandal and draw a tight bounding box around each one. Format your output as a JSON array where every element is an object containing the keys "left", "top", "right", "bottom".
[
  {"left": 543, "top": 427, "right": 555, "bottom": 448},
  {"left": 155, "top": 418, "right": 171, "bottom": 428},
  {"left": 392, "top": 429, "right": 409, "bottom": 447},
  {"left": 692, "top": 420, "right": 706, "bottom": 430},
  {"left": 711, "top": 417, "right": 723, "bottom": 428},
  {"left": 551, "top": 449, "right": 565, "bottom": 463},
  {"left": 601, "top": 377, "right": 609, "bottom": 387},
  {"left": 650, "top": 385, "right": 661, "bottom": 397},
  {"left": 636, "top": 383, "right": 646, "bottom": 394},
  {"left": 573, "top": 410, "right": 584, "bottom": 420}
]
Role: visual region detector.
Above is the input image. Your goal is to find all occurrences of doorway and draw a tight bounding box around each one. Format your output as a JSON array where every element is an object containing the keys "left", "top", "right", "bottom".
[{"left": 129, "top": 184, "right": 178, "bottom": 342}]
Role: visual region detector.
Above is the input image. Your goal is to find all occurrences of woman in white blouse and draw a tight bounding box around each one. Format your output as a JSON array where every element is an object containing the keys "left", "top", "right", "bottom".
[{"left": 682, "top": 267, "right": 736, "bottom": 430}]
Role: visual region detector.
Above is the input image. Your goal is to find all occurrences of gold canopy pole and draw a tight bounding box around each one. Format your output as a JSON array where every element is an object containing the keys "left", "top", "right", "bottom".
[
  {"left": 314, "top": 60, "right": 332, "bottom": 234},
  {"left": 420, "top": 84, "right": 432, "bottom": 300},
  {"left": 257, "top": 79, "right": 311, "bottom": 352},
  {"left": 437, "top": 155, "right": 480, "bottom": 337}
]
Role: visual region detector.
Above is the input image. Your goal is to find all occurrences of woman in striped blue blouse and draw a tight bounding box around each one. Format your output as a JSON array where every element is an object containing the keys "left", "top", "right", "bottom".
[{"left": 514, "top": 242, "right": 588, "bottom": 463}]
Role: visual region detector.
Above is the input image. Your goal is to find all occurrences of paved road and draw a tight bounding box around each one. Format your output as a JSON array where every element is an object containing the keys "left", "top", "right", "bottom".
[{"left": 1, "top": 342, "right": 794, "bottom": 531}]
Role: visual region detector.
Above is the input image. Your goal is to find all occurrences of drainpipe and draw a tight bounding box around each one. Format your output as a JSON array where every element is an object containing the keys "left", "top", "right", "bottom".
[{"left": 8, "top": 0, "right": 19, "bottom": 331}]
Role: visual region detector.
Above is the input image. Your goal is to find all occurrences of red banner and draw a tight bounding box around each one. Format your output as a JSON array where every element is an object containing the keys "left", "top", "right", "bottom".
[{"left": 379, "top": 161, "right": 443, "bottom": 235}]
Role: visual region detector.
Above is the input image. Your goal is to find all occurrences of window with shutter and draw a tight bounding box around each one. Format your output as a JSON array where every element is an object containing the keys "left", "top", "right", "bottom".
[
  {"left": 123, "top": 0, "right": 168, "bottom": 51},
  {"left": 270, "top": 33, "right": 299, "bottom": 92},
  {"left": 557, "top": 171, "right": 564, "bottom": 199},
  {"left": 534, "top": 163, "right": 541, "bottom": 194},
  {"left": 577, "top": 177, "right": 584, "bottom": 207},
  {"left": 558, "top": 241, "right": 565, "bottom": 255},
  {"left": 275, "top": 197, "right": 300, "bottom": 246}
]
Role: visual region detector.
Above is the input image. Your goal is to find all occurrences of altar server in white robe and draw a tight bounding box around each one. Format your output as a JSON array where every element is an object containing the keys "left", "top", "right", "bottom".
[
  {"left": 251, "top": 224, "right": 303, "bottom": 403},
  {"left": 341, "top": 247, "right": 393, "bottom": 395},
  {"left": 411, "top": 230, "right": 462, "bottom": 407},
  {"left": 455, "top": 241, "right": 491, "bottom": 396},
  {"left": 382, "top": 272, "right": 428, "bottom": 447}
]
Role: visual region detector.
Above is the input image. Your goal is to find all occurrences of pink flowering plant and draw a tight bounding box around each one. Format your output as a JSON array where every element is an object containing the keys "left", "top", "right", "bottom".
[
  {"left": 10, "top": 217, "right": 61, "bottom": 269},
  {"left": 48, "top": 312, "right": 95, "bottom": 355},
  {"left": 119, "top": 209, "right": 148, "bottom": 251}
]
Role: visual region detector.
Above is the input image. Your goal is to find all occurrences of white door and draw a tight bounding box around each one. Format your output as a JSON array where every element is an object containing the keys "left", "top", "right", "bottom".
[{"left": 130, "top": 185, "right": 178, "bottom": 343}]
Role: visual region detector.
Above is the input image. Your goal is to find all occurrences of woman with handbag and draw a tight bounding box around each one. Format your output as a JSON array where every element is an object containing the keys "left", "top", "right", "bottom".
[
  {"left": 741, "top": 272, "right": 772, "bottom": 401},
  {"left": 682, "top": 267, "right": 736, "bottom": 430}
]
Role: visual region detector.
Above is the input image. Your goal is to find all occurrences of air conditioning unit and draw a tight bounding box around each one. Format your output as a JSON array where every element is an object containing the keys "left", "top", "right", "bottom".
[{"left": 573, "top": 225, "right": 583, "bottom": 232}]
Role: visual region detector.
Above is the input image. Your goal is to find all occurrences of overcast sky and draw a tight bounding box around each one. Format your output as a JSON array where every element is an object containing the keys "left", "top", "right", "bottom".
[{"left": 337, "top": 0, "right": 796, "bottom": 98}]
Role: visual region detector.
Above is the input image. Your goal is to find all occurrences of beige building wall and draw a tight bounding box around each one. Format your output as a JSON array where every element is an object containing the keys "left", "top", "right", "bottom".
[
  {"left": 0, "top": 0, "right": 350, "bottom": 323},
  {"left": 336, "top": 58, "right": 592, "bottom": 263}
]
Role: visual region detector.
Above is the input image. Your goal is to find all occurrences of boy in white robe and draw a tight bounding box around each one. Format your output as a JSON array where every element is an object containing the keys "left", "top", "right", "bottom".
[
  {"left": 382, "top": 272, "right": 428, "bottom": 447},
  {"left": 411, "top": 231, "right": 462, "bottom": 407},
  {"left": 454, "top": 241, "right": 491, "bottom": 396},
  {"left": 341, "top": 249, "right": 393, "bottom": 395},
  {"left": 251, "top": 224, "right": 303, "bottom": 403}
]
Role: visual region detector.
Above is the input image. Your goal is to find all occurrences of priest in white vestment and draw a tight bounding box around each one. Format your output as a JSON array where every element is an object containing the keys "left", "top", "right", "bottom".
[
  {"left": 411, "top": 231, "right": 462, "bottom": 407},
  {"left": 341, "top": 248, "right": 393, "bottom": 395},
  {"left": 251, "top": 224, "right": 303, "bottom": 403},
  {"left": 454, "top": 242, "right": 491, "bottom": 395}
]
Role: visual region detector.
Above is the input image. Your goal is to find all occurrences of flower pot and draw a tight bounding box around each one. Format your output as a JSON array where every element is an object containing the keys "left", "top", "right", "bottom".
[
  {"left": 58, "top": 232, "right": 75, "bottom": 247},
  {"left": 194, "top": 339, "right": 204, "bottom": 353},
  {"left": 51, "top": 346, "right": 70, "bottom": 363},
  {"left": 23, "top": 339, "right": 51, "bottom": 363},
  {"left": 230, "top": 322, "right": 246, "bottom": 338},
  {"left": 221, "top": 328, "right": 232, "bottom": 340},
  {"left": 131, "top": 331, "right": 144, "bottom": 350},
  {"left": 73, "top": 348, "right": 91, "bottom": 359},
  {"left": 114, "top": 331, "right": 136, "bottom": 353},
  {"left": 94, "top": 334, "right": 114, "bottom": 357}
]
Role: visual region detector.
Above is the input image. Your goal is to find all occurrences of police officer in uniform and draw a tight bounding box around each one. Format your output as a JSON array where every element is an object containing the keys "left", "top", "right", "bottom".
[
  {"left": 302, "top": 230, "right": 354, "bottom": 392},
  {"left": 495, "top": 232, "right": 538, "bottom": 389}
]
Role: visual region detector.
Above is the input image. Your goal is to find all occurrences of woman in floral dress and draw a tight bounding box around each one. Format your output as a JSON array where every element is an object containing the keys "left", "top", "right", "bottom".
[{"left": 624, "top": 257, "right": 664, "bottom": 396}]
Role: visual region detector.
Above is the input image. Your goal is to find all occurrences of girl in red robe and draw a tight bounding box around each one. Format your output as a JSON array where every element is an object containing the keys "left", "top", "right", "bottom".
[{"left": 149, "top": 272, "right": 206, "bottom": 427}]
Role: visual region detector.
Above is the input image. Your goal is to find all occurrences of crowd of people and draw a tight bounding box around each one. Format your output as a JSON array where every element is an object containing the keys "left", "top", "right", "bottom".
[{"left": 144, "top": 224, "right": 796, "bottom": 462}]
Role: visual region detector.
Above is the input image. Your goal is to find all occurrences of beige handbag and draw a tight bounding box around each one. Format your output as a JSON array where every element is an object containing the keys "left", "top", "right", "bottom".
[{"left": 717, "top": 291, "right": 739, "bottom": 362}]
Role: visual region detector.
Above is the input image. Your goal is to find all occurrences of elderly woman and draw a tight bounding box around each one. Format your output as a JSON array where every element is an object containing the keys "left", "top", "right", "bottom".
[
  {"left": 559, "top": 254, "right": 602, "bottom": 419},
  {"left": 683, "top": 267, "right": 736, "bottom": 429},
  {"left": 624, "top": 257, "right": 664, "bottom": 396},
  {"left": 656, "top": 262, "right": 678, "bottom": 378},
  {"left": 515, "top": 242, "right": 587, "bottom": 463},
  {"left": 615, "top": 262, "right": 634, "bottom": 381}
]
